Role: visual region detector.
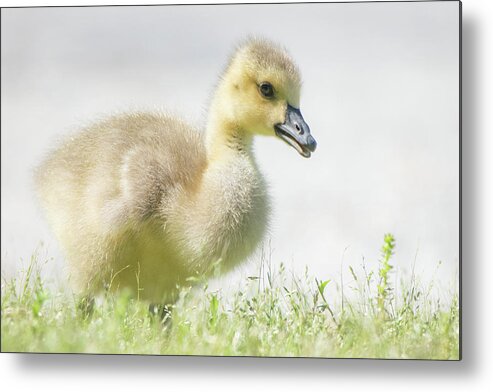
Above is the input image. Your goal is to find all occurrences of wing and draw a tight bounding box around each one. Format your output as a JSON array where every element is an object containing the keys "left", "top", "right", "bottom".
[{"left": 36, "top": 111, "right": 206, "bottom": 236}]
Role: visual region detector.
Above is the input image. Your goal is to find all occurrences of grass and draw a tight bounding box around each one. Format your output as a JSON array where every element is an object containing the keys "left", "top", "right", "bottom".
[{"left": 1, "top": 234, "right": 459, "bottom": 359}]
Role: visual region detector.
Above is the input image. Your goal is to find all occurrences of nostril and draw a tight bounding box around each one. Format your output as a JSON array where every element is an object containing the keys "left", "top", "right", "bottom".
[{"left": 295, "top": 123, "right": 304, "bottom": 135}]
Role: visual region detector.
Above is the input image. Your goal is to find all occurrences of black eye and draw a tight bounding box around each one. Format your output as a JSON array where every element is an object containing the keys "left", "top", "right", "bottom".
[{"left": 259, "top": 82, "right": 274, "bottom": 99}]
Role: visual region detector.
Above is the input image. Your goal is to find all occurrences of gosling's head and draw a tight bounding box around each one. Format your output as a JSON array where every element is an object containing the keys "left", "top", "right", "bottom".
[{"left": 219, "top": 38, "right": 317, "bottom": 158}]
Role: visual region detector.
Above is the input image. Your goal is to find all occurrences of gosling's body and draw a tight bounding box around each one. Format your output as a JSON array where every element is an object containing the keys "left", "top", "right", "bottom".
[
  {"left": 37, "top": 112, "right": 268, "bottom": 302},
  {"left": 36, "top": 38, "right": 315, "bottom": 303}
]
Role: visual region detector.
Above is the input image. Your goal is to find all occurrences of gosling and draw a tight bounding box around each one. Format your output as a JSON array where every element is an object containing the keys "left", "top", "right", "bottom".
[{"left": 35, "top": 38, "right": 317, "bottom": 305}]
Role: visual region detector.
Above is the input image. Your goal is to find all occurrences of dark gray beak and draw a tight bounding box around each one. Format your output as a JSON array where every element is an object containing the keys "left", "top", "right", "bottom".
[{"left": 274, "top": 104, "right": 317, "bottom": 158}]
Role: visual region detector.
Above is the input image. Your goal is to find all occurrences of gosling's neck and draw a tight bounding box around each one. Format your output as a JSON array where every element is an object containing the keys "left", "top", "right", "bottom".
[
  {"left": 205, "top": 81, "right": 255, "bottom": 162},
  {"left": 205, "top": 119, "right": 253, "bottom": 163}
]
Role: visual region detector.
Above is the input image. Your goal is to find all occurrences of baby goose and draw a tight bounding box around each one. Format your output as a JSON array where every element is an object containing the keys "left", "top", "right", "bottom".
[{"left": 35, "top": 38, "right": 317, "bottom": 305}]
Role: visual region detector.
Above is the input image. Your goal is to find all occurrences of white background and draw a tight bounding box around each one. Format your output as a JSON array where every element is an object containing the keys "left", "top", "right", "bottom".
[
  {"left": 1, "top": 0, "right": 459, "bottom": 301},
  {"left": 1, "top": 0, "right": 492, "bottom": 391}
]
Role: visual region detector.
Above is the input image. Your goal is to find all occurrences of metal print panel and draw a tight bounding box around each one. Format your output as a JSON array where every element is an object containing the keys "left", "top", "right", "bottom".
[{"left": 0, "top": 1, "right": 461, "bottom": 359}]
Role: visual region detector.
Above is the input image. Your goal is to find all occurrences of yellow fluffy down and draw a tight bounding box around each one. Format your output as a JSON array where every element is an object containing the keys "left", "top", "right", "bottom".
[{"left": 36, "top": 38, "right": 304, "bottom": 304}]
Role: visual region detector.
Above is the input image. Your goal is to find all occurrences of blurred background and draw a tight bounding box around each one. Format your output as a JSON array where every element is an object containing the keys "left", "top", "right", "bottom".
[{"left": 1, "top": 2, "right": 459, "bottom": 299}]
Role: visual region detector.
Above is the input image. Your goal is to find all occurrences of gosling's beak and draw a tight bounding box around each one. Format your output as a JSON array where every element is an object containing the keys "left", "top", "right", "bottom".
[{"left": 274, "top": 104, "right": 317, "bottom": 158}]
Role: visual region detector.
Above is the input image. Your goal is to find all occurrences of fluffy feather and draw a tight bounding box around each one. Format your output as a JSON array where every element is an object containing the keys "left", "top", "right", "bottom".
[{"left": 35, "top": 38, "right": 303, "bottom": 303}]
